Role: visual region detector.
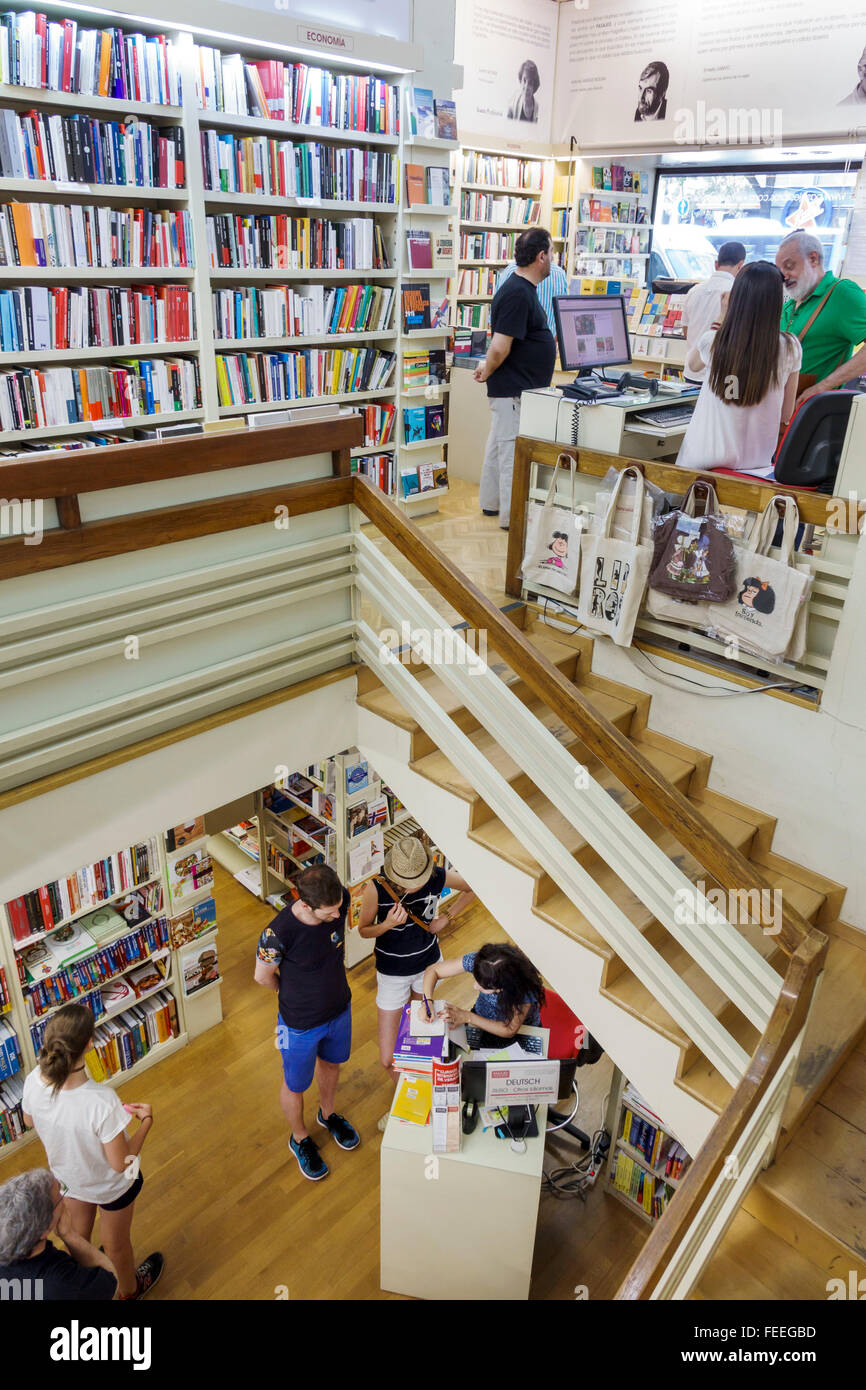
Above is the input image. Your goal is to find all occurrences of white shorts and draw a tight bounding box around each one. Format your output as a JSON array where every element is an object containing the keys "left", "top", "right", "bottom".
[{"left": 376, "top": 969, "right": 428, "bottom": 1011}]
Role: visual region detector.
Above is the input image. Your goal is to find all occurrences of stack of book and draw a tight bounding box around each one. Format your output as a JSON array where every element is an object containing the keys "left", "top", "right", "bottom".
[
  {"left": 214, "top": 345, "right": 395, "bottom": 406},
  {"left": 611, "top": 1149, "right": 674, "bottom": 1219},
  {"left": 392, "top": 1000, "right": 449, "bottom": 1076},
  {"left": 85, "top": 989, "right": 179, "bottom": 1080},
  {"left": 0, "top": 1020, "right": 21, "bottom": 1082},
  {"left": 0, "top": 357, "right": 201, "bottom": 432}
]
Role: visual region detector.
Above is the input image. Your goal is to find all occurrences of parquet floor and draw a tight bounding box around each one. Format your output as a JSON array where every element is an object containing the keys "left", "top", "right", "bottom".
[{"left": 2, "top": 863, "right": 646, "bottom": 1300}]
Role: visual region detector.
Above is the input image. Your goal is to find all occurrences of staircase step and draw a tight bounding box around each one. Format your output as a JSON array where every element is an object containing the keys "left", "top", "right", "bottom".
[
  {"left": 691, "top": 1208, "right": 832, "bottom": 1300},
  {"left": 750, "top": 849, "right": 847, "bottom": 926}
]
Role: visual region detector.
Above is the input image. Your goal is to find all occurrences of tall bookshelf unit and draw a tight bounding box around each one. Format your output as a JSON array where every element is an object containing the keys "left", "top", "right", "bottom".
[
  {"left": 0, "top": 3, "right": 458, "bottom": 513},
  {"left": 452, "top": 146, "right": 552, "bottom": 336},
  {"left": 0, "top": 818, "right": 221, "bottom": 1160},
  {"left": 571, "top": 158, "right": 654, "bottom": 290},
  {"left": 604, "top": 1069, "right": 691, "bottom": 1226}
]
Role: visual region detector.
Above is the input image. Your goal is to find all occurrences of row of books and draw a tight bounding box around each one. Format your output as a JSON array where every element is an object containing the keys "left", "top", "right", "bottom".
[
  {"left": 206, "top": 213, "right": 390, "bottom": 272},
  {"left": 463, "top": 153, "right": 543, "bottom": 189},
  {"left": 212, "top": 283, "right": 394, "bottom": 342},
  {"left": 199, "top": 131, "right": 398, "bottom": 204},
  {"left": 460, "top": 193, "right": 541, "bottom": 226},
  {"left": 401, "top": 462, "right": 448, "bottom": 497},
  {"left": 576, "top": 228, "right": 649, "bottom": 255},
  {"left": 573, "top": 257, "right": 644, "bottom": 281},
  {"left": 214, "top": 346, "right": 395, "bottom": 407},
  {"left": 360, "top": 401, "right": 396, "bottom": 447},
  {"left": 578, "top": 197, "right": 649, "bottom": 225},
  {"left": 403, "top": 403, "right": 444, "bottom": 443},
  {"left": 0, "top": 202, "right": 195, "bottom": 269},
  {"left": 83, "top": 990, "right": 179, "bottom": 1080},
  {"left": 407, "top": 88, "right": 457, "bottom": 142},
  {"left": 405, "top": 228, "right": 453, "bottom": 272},
  {"left": 0, "top": 109, "right": 186, "bottom": 187},
  {"left": 405, "top": 164, "right": 450, "bottom": 208},
  {"left": 23, "top": 919, "right": 171, "bottom": 1018},
  {"left": 454, "top": 303, "right": 489, "bottom": 330},
  {"left": 267, "top": 840, "right": 295, "bottom": 881},
  {"left": 459, "top": 230, "right": 518, "bottom": 261},
  {"left": 0, "top": 357, "right": 201, "bottom": 433},
  {"left": 403, "top": 349, "right": 447, "bottom": 388},
  {"left": 454, "top": 326, "right": 488, "bottom": 359},
  {"left": 18, "top": 895, "right": 161, "bottom": 983},
  {"left": 572, "top": 275, "right": 630, "bottom": 297},
  {"left": 0, "top": 1020, "right": 21, "bottom": 1082},
  {"left": 611, "top": 1151, "right": 673, "bottom": 1219},
  {"left": 194, "top": 47, "right": 400, "bottom": 135},
  {"left": 0, "top": 283, "right": 196, "bottom": 353},
  {"left": 225, "top": 821, "right": 259, "bottom": 861},
  {"left": 400, "top": 283, "right": 449, "bottom": 332},
  {"left": 0, "top": 14, "right": 181, "bottom": 105},
  {"left": 456, "top": 267, "right": 497, "bottom": 297},
  {"left": 590, "top": 165, "right": 650, "bottom": 194},
  {"left": 551, "top": 208, "right": 569, "bottom": 240},
  {"left": 626, "top": 288, "right": 686, "bottom": 339},
  {"left": 0, "top": 964, "right": 9, "bottom": 1013},
  {"left": 5, "top": 838, "right": 161, "bottom": 942},
  {"left": 351, "top": 452, "right": 394, "bottom": 495},
  {"left": 0, "top": 1073, "right": 24, "bottom": 1147}
]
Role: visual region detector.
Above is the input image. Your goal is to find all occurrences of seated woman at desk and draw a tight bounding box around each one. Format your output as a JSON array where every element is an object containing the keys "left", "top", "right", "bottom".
[
  {"left": 676, "top": 260, "right": 801, "bottom": 478},
  {"left": 420, "top": 943, "right": 545, "bottom": 1045}
]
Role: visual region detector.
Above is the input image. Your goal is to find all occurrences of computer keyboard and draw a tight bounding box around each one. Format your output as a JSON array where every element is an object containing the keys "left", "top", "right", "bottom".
[{"left": 630, "top": 404, "right": 696, "bottom": 428}]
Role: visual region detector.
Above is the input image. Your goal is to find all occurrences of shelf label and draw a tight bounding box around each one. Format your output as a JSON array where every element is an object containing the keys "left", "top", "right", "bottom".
[
  {"left": 56, "top": 181, "right": 90, "bottom": 193},
  {"left": 296, "top": 24, "right": 354, "bottom": 52},
  {"left": 484, "top": 1059, "right": 561, "bottom": 1108}
]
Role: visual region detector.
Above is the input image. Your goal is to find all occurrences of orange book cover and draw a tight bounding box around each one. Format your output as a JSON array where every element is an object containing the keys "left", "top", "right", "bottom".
[
  {"left": 339, "top": 284, "right": 360, "bottom": 333},
  {"left": 98, "top": 32, "right": 111, "bottom": 96},
  {"left": 10, "top": 203, "right": 37, "bottom": 266},
  {"left": 405, "top": 163, "right": 426, "bottom": 207}
]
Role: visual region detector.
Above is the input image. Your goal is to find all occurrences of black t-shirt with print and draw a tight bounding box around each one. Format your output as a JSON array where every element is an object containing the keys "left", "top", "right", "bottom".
[
  {"left": 373, "top": 865, "right": 447, "bottom": 977},
  {"left": 256, "top": 890, "right": 351, "bottom": 1031},
  {"left": 0, "top": 1242, "right": 116, "bottom": 1300},
  {"left": 487, "top": 273, "right": 556, "bottom": 398}
]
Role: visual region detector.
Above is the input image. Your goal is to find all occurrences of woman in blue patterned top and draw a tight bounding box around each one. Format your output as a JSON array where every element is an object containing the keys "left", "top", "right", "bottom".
[{"left": 420, "top": 943, "right": 545, "bottom": 1043}]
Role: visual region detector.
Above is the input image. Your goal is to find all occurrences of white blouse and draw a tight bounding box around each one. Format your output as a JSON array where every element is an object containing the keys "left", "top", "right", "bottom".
[{"left": 676, "top": 331, "right": 802, "bottom": 477}]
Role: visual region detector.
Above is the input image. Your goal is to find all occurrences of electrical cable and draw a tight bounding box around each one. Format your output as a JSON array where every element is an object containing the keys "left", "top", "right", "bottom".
[{"left": 627, "top": 642, "right": 804, "bottom": 697}]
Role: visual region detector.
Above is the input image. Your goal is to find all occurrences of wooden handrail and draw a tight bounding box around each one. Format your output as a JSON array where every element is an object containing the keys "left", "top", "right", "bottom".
[
  {"left": 506, "top": 437, "right": 863, "bottom": 598},
  {"left": 614, "top": 927, "right": 827, "bottom": 1299},
  {"left": 353, "top": 474, "right": 814, "bottom": 959}
]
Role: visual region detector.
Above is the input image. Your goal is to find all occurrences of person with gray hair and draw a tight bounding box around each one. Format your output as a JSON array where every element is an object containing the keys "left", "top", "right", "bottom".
[
  {"left": 0, "top": 1168, "right": 116, "bottom": 1299},
  {"left": 776, "top": 230, "right": 866, "bottom": 406}
]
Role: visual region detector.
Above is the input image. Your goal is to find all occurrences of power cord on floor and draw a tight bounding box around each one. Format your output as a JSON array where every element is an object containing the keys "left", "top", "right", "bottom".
[
  {"left": 627, "top": 643, "right": 806, "bottom": 698},
  {"left": 542, "top": 1127, "right": 611, "bottom": 1200}
]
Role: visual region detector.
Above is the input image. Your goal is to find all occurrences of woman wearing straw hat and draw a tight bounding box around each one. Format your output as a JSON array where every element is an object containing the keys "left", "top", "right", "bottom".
[{"left": 358, "top": 835, "right": 472, "bottom": 1085}]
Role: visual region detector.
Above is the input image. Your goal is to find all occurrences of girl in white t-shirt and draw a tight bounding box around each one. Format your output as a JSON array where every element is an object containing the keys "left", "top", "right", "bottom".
[
  {"left": 677, "top": 260, "right": 802, "bottom": 478},
  {"left": 22, "top": 1003, "right": 161, "bottom": 1300}
]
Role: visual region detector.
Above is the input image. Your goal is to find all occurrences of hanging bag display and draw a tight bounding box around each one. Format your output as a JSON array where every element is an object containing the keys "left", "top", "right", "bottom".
[
  {"left": 520, "top": 452, "right": 583, "bottom": 596},
  {"left": 646, "top": 479, "right": 736, "bottom": 621},
  {"left": 706, "top": 495, "right": 812, "bottom": 661},
  {"left": 576, "top": 466, "right": 653, "bottom": 647}
]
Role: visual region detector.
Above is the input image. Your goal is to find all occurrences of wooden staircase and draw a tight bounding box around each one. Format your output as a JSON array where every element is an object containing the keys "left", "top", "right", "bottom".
[{"left": 357, "top": 607, "right": 866, "bottom": 1294}]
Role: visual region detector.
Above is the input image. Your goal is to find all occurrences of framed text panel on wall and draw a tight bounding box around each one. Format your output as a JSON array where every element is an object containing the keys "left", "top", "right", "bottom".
[{"left": 454, "top": 0, "right": 557, "bottom": 149}]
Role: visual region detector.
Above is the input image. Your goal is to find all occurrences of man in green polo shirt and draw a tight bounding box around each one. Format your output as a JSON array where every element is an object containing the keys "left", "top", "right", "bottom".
[{"left": 776, "top": 230, "right": 866, "bottom": 407}]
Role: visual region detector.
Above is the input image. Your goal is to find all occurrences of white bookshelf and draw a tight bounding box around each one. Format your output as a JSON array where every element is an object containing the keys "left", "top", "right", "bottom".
[
  {"left": 604, "top": 1070, "right": 691, "bottom": 1226},
  {"left": 0, "top": 3, "right": 457, "bottom": 515}
]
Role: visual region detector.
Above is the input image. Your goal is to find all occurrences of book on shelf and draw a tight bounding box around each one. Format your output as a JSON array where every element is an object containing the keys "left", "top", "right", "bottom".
[
  {"left": 0, "top": 283, "right": 196, "bottom": 353},
  {"left": 213, "top": 282, "right": 394, "bottom": 341},
  {"left": 214, "top": 346, "right": 395, "bottom": 407},
  {"left": 432, "top": 231, "right": 454, "bottom": 271},
  {"left": 0, "top": 17, "right": 181, "bottom": 103},
  {"left": 408, "top": 88, "right": 435, "bottom": 139},
  {"left": 168, "top": 895, "right": 216, "bottom": 950},
  {"left": 351, "top": 452, "right": 394, "bottom": 494},
  {"left": 0, "top": 1073, "right": 25, "bottom": 1147},
  {"left": 348, "top": 830, "right": 384, "bottom": 882},
  {"left": 366, "top": 794, "right": 389, "bottom": 828},
  {"left": 84, "top": 988, "right": 179, "bottom": 1081},
  {"left": 401, "top": 282, "right": 431, "bottom": 332},
  {"left": 207, "top": 213, "right": 391, "bottom": 273},
  {"left": 312, "top": 790, "right": 335, "bottom": 821},
  {"left": 126, "top": 955, "right": 168, "bottom": 997},
  {"left": 0, "top": 963, "right": 10, "bottom": 1014},
  {"left": 0, "top": 109, "right": 186, "bottom": 188},
  {"left": 405, "top": 163, "right": 427, "bottom": 208},
  {"left": 433, "top": 100, "right": 458, "bottom": 141},
  {"left": 402, "top": 349, "right": 447, "bottom": 388},
  {"left": 347, "top": 801, "right": 369, "bottom": 837},
  {"left": 425, "top": 167, "right": 450, "bottom": 207},
  {"left": 405, "top": 229, "right": 433, "bottom": 270},
  {"left": 164, "top": 818, "right": 205, "bottom": 851},
  {"left": 0, "top": 1020, "right": 22, "bottom": 1083},
  {"left": 403, "top": 403, "right": 444, "bottom": 444},
  {"left": 359, "top": 400, "right": 396, "bottom": 446},
  {"left": 168, "top": 847, "right": 213, "bottom": 900},
  {"left": 180, "top": 939, "right": 219, "bottom": 997},
  {"left": 196, "top": 48, "right": 400, "bottom": 135},
  {"left": 74, "top": 905, "right": 129, "bottom": 946},
  {"left": 200, "top": 131, "right": 397, "bottom": 203},
  {"left": 4, "top": 837, "right": 161, "bottom": 941},
  {"left": 0, "top": 204, "right": 195, "bottom": 271},
  {"left": 25, "top": 917, "right": 171, "bottom": 1024},
  {"left": 400, "top": 463, "right": 447, "bottom": 496}
]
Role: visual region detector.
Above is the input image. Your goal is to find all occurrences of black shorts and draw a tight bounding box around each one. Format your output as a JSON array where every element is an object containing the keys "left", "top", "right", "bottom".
[{"left": 98, "top": 1172, "right": 144, "bottom": 1212}]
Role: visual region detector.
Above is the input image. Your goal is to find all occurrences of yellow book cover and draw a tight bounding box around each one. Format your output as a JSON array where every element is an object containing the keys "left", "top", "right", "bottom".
[
  {"left": 592, "top": 278, "right": 608, "bottom": 294},
  {"left": 621, "top": 1107, "right": 632, "bottom": 1142},
  {"left": 579, "top": 278, "right": 594, "bottom": 295},
  {"left": 85, "top": 1047, "right": 106, "bottom": 1082},
  {"left": 643, "top": 1173, "right": 655, "bottom": 1215},
  {"left": 392, "top": 1072, "right": 432, "bottom": 1125}
]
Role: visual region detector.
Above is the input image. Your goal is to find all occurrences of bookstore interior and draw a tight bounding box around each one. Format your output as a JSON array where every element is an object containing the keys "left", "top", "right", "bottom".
[{"left": 0, "top": 0, "right": 864, "bottom": 1334}]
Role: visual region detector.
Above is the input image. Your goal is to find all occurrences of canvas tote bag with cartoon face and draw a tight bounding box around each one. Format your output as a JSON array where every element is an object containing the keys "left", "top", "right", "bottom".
[
  {"left": 576, "top": 466, "right": 653, "bottom": 646},
  {"left": 521, "top": 452, "right": 583, "bottom": 596},
  {"left": 706, "top": 496, "right": 812, "bottom": 661}
]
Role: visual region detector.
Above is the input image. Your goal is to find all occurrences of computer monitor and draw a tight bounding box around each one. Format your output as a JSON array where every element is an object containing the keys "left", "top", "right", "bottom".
[{"left": 553, "top": 294, "right": 632, "bottom": 378}]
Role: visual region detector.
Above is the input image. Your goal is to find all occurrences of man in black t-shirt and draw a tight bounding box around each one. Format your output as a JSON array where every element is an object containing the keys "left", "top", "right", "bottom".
[
  {"left": 255, "top": 864, "right": 360, "bottom": 1182},
  {"left": 0, "top": 1169, "right": 117, "bottom": 1300},
  {"left": 474, "top": 226, "right": 557, "bottom": 529}
]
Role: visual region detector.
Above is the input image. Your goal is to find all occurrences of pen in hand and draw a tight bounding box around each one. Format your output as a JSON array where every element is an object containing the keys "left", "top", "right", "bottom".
[{"left": 422, "top": 994, "right": 432, "bottom": 1021}]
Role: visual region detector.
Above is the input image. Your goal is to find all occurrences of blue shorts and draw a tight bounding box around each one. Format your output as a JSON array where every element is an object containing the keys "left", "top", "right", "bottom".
[{"left": 278, "top": 1006, "right": 352, "bottom": 1093}]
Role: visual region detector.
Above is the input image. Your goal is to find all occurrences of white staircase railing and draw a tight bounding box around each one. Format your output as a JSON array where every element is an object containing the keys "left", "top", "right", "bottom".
[{"left": 354, "top": 529, "right": 784, "bottom": 1087}]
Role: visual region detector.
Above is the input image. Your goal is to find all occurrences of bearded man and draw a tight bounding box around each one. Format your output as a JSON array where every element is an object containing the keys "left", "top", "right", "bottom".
[{"left": 776, "top": 230, "right": 866, "bottom": 407}]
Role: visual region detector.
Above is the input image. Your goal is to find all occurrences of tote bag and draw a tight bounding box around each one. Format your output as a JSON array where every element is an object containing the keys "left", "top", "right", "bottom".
[
  {"left": 707, "top": 496, "right": 812, "bottom": 661},
  {"left": 646, "top": 480, "right": 735, "bottom": 624},
  {"left": 576, "top": 466, "right": 653, "bottom": 647},
  {"left": 521, "top": 452, "right": 583, "bottom": 596}
]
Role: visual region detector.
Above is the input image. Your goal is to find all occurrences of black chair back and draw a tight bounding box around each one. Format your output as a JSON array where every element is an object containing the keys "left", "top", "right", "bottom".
[{"left": 773, "top": 391, "right": 857, "bottom": 492}]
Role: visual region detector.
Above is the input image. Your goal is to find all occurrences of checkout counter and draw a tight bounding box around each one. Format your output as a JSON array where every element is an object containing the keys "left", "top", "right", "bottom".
[
  {"left": 517, "top": 382, "right": 696, "bottom": 461},
  {"left": 380, "top": 1026, "right": 553, "bottom": 1300}
]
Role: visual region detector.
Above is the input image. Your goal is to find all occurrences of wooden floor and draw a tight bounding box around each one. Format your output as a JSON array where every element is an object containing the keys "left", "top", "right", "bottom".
[{"left": 2, "top": 862, "right": 647, "bottom": 1300}]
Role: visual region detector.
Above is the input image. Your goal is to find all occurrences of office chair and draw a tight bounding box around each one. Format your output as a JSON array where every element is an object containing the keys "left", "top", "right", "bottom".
[
  {"left": 540, "top": 991, "right": 604, "bottom": 1149},
  {"left": 773, "top": 390, "right": 857, "bottom": 492}
]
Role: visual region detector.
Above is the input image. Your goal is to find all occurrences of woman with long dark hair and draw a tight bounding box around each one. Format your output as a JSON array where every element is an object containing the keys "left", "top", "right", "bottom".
[
  {"left": 677, "top": 260, "right": 801, "bottom": 477},
  {"left": 21, "top": 1003, "right": 162, "bottom": 1299},
  {"left": 420, "top": 942, "right": 545, "bottom": 1042}
]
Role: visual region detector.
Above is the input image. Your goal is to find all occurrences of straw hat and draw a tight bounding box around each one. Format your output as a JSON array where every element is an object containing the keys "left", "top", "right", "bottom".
[{"left": 383, "top": 835, "right": 436, "bottom": 891}]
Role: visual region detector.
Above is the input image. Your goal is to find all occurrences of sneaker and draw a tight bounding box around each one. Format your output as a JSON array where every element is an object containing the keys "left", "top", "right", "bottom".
[
  {"left": 118, "top": 1251, "right": 164, "bottom": 1300},
  {"left": 289, "top": 1134, "right": 329, "bottom": 1180},
  {"left": 317, "top": 1108, "right": 360, "bottom": 1150}
]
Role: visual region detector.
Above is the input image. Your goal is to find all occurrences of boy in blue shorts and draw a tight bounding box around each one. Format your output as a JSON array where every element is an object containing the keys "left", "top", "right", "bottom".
[{"left": 255, "top": 865, "right": 360, "bottom": 1181}]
